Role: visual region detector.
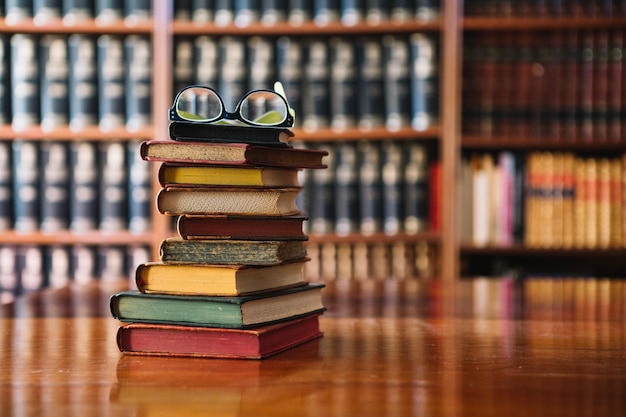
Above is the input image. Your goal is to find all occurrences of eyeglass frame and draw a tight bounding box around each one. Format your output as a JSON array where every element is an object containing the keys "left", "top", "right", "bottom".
[{"left": 168, "top": 82, "right": 295, "bottom": 128}]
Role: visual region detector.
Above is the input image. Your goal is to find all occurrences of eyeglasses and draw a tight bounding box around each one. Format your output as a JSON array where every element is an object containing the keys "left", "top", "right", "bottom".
[{"left": 169, "top": 81, "right": 295, "bottom": 128}]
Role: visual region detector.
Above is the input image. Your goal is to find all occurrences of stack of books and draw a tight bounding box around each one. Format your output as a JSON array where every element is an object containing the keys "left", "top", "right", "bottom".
[{"left": 110, "top": 121, "right": 329, "bottom": 359}]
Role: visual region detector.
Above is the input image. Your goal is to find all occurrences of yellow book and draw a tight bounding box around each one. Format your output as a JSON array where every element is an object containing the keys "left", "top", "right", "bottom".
[{"left": 158, "top": 164, "right": 299, "bottom": 187}]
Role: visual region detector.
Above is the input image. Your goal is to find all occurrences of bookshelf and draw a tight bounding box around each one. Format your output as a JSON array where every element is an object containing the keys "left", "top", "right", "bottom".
[{"left": 2, "top": 1, "right": 625, "bottom": 301}]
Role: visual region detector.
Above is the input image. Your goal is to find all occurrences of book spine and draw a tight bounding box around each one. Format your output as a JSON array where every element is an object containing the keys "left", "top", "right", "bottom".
[
  {"left": 97, "top": 35, "right": 126, "bottom": 131},
  {"left": 173, "top": 37, "right": 195, "bottom": 94},
  {"left": 579, "top": 30, "right": 594, "bottom": 142},
  {"left": 191, "top": 0, "right": 213, "bottom": 23},
  {"left": 63, "top": 0, "right": 94, "bottom": 23},
  {"left": 276, "top": 37, "right": 303, "bottom": 124},
  {"left": 357, "top": 140, "right": 382, "bottom": 235},
  {"left": 329, "top": 37, "right": 357, "bottom": 131},
  {"left": 95, "top": 0, "right": 125, "bottom": 24},
  {"left": 261, "top": 0, "right": 288, "bottom": 24},
  {"left": 174, "top": 0, "right": 192, "bottom": 20},
  {"left": 98, "top": 245, "right": 127, "bottom": 282},
  {"left": 341, "top": 0, "right": 364, "bottom": 26},
  {"left": 40, "top": 35, "right": 70, "bottom": 131},
  {"left": 45, "top": 245, "right": 72, "bottom": 288},
  {"left": 381, "top": 141, "right": 403, "bottom": 235},
  {"left": 364, "top": 0, "right": 387, "bottom": 24},
  {"left": 0, "top": 35, "right": 10, "bottom": 126},
  {"left": 72, "top": 245, "right": 97, "bottom": 284},
  {"left": 313, "top": 0, "right": 340, "bottom": 25},
  {"left": 593, "top": 30, "right": 610, "bottom": 142},
  {"left": 127, "top": 140, "right": 152, "bottom": 234},
  {"left": 124, "top": 0, "right": 152, "bottom": 24},
  {"left": 99, "top": 142, "right": 128, "bottom": 232},
  {"left": 68, "top": 34, "right": 99, "bottom": 131},
  {"left": 214, "top": 0, "right": 235, "bottom": 26},
  {"left": 415, "top": 0, "right": 440, "bottom": 19},
  {"left": 562, "top": 30, "right": 580, "bottom": 141},
  {"left": 16, "top": 245, "right": 45, "bottom": 295},
  {"left": 355, "top": 37, "right": 385, "bottom": 130},
  {"left": 0, "top": 142, "right": 12, "bottom": 231},
  {"left": 544, "top": 32, "right": 564, "bottom": 140},
  {"left": 403, "top": 143, "right": 429, "bottom": 234},
  {"left": 11, "top": 34, "right": 40, "bottom": 131},
  {"left": 12, "top": 140, "right": 40, "bottom": 233},
  {"left": 288, "top": 0, "right": 311, "bottom": 24},
  {"left": 193, "top": 36, "right": 219, "bottom": 87},
  {"left": 334, "top": 142, "right": 358, "bottom": 236},
  {"left": 390, "top": 0, "right": 411, "bottom": 22},
  {"left": 234, "top": 0, "right": 260, "bottom": 27},
  {"left": 247, "top": 36, "right": 275, "bottom": 90},
  {"left": 608, "top": 29, "right": 623, "bottom": 142},
  {"left": 40, "top": 141, "right": 70, "bottom": 233},
  {"left": 302, "top": 39, "right": 330, "bottom": 131},
  {"left": 125, "top": 35, "right": 152, "bottom": 131},
  {"left": 0, "top": 246, "right": 18, "bottom": 303},
  {"left": 410, "top": 33, "right": 439, "bottom": 131},
  {"left": 383, "top": 35, "right": 411, "bottom": 131},
  {"left": 70, "top": 141, "right": 99, "bottom": 232},
  {"left": 308, "top": 143, "right": 335, "bottom": 234},
  {"left": 33, "top": 0, "right": 62, "bottom": 23},
  {"left": 5, "top": 0, "right": 33, "bottom": 23},
  {"left": 218, "top": 36, "right": 247, "bottom": 110}
]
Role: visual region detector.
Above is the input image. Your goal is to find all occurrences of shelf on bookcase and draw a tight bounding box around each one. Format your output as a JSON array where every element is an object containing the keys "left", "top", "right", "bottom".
[
  {"left": 307, "top": 231, "right": 440, "bottom": 245},
  {"left": 0, "top": 18, "right": 153, "bottom": 34},
  {"left": 172, "top": 20, "right": 442, "bottom": 36},
  {"left": 294, "top": 126, "right": 441, "bottom": 142},
  {"left": 461, "top": 245, "right": 626, "bottom": 256},
  {"left": 0, "top": 230, "right": 154, "bottom": 246},
  {"left": 462, "top": 17, "right": 626, "bottom": 30},
  {"left": 462, "top": 136, "right": 626, "bottom": 151},
  {"left": 0, "top": 125, "right": 153, "bottom": 141}
]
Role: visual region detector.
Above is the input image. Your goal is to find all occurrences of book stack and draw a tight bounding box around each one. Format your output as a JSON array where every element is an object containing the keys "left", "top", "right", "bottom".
[{"left": 110, "top": 120, "right": 329, "bottom": 359}]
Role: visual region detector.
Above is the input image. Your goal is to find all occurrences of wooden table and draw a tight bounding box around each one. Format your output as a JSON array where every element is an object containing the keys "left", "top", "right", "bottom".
[{"left": 1, "top": 279, "right": 626, "bottom": 416}]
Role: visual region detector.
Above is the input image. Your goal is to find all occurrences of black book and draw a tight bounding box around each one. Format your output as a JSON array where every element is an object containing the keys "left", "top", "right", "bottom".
[
  {"left": 68, "top": 35, "right": 99, "bottom": 131},
  {"left": 98, "top": 245, "right": 127, "bottom": 282},
  {"left": 95, "top": 0, "right": 125, "bottom": 24},
  {"left": 218, "top": 36, "right": 247, "bottom": 111},
  {"left": 402, "top": 142, "right": 429, "bottom": 234},
  {"left": 12, "top": 140, "right": 40, "bottom": 233},
  {"left": 247, "top": 36, "right": 275, "bottom": 91},
  {"left": 308, "top": 142, "right": 335, "bottom": 234},
  {"left": 214, "top": 0, "right": 235, "bottom": 26},
  {"left": 69, "top": 141, "right": 99, "bottom": 233},
  {"left": 45, "top": 245, "right": 72, "bottom": 289},
  {"left": 0, "top": 35, "right": 11, "bottom": 126},
  {"left": 365, "top": 0, "right": 388, "bottom": 24},
  {"left": 11, "top": 34, "right": 40, "bottom": 131},
  {"left": 193, "top": 36, "right": 218, "bottom": 86},
  {"left": 302, "top": 39, "right": 330, "bottom": 131},
  {"left": 99, "top": 142, "right": 128, "bottom": 233},
  {"left": 174, "top": 36, "right": 195, "bottom": 94},
  {"left": 341, "top": 0, "right": 364, "bottom": 25},
  {"left": 127, "top": 140, "right": 152, "bottom": 234},
  {"left": 355, "top": 37, "right": 385, "bottom": 130},
  {"left": 0, "top": 142, "right": 12, "bottom": 231},
  {"left": 276, "top": 37, "right": 303, "bottom": 128},
  {"left": 125, "top": 35, "right": 152, "bottom": 132},
  {"left": 15, "top": 245, "right": 45, "bottom": 295},
  {"left": 390, "top": 0, "right": 411, "bottom": 21},
  {"left": 124, "top": 0, "right": 151, "bottom": 23},
  {"left": 97, "top": 35, "right": 126, "bottom": 131},
  {"left": 5, "top": 0, "right": 33, "bottom": 24},
  {"left": 410, "top": 33, "right": 439, "bottom": 131},
  {"left": 288, "top": 0, "right": 311, "bottom": 24},
  {"left": 313, "top": 0, "right": 340, "bottom": 25},
  {"left": 174, "top": 0, "right": 193, "bottom": 20},
  {"left": 40, "top": 35, "right": 70, "bottom": 131},
  {"left": 261, "top": 0, "right": 288, "bottom": 24},
  {"left": 357, "top": 141, "right": 382, "bottom": 235},
  {"left": 380, "top": 140, "right": 403, "bottom": 235},
  {"left": 415, "top": 0, "right": 440, "bottom": 20},
  {"left": 169, "top": 121, "right": 294, "bottom": 146},
  {"left": 72, "top": 245, "right": 97, "bottom": 284},
  {"left": 63, "top": 0, "right": 94, "bottom": 23},
  {"left": 329, "top": 37, "right": 358, "bottom": 131},
  {"left": 334, "top": 142, "right": 358, "bottom": 235},
  {"left": 382, "top": 35, "right": 411, "bottom": 131},
  {"left": 234, "top": 0, "right": 260, "bottom": 26},
  {"left": 34, "top": 0, "right": 63, "bottom": 24},
  {"left": 40, "top": 141, "right": 70, "bottom": 233},
  {"left": 191, "top": 0, "right": 214, "bottom": 23}
]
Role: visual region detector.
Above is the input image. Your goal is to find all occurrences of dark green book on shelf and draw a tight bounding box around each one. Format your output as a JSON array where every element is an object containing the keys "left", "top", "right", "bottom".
[{"left": 110, "top": 283, "right": 325, "bottom": 329}]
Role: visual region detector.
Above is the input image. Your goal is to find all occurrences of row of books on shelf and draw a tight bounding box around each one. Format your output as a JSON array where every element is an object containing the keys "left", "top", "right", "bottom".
[
  {"left": 462, "top": 29, "right": 626, "bottom": 142},
  {"left": 460, "top": 151, "right": 626, "bottom": 249},
  {"left": 0, "top": 33, "right": 152, "bottom": 132},
  {"left": 173, "top": 0, "right": 441, "bottom": 26},
  {"left": 464, "top": 0, "right": 626, "bottom": 18},
  {"left": 300, "top": 140, "right": 437, "bottom": 236},
  {"left": 1, "top": 0, "right": 152, "bottom": 24},
  {"left": 0, "top": 139, "right": 151, "bottom": 234},
  {"left": 174, "top": 33, "right": 439, "bottom": 132},
  {"left": 0, "top": 243, "right": 150, "bottom": 304}
]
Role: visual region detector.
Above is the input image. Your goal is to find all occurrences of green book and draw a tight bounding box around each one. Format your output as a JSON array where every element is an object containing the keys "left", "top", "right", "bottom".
[{"left": 110, "top": 283, "right": 325, "bottom": 329}]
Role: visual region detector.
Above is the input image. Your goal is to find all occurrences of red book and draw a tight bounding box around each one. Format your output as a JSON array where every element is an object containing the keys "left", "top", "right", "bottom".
[
  {"left": 177, "top": 214, "right": 307, "bottom": 240},
  {"left": 116, "top": 313, "right": 323, "bottom": 359}
]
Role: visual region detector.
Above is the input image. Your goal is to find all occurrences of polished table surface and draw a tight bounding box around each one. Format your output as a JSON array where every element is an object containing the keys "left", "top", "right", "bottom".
[{"left": 1, "top": 279, "right": 626, "bottom": 417}]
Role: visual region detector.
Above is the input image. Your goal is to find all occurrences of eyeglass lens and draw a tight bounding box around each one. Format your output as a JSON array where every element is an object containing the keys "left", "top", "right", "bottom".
[{"left": 176, "top": 87, "right": 288, "bottom": 126}]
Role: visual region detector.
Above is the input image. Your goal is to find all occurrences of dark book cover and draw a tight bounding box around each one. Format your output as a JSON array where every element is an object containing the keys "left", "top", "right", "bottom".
[
  {"left": 355, "top": 37, "right": 385, "bottom": 130},
  {"left": 34, "top": 0, "right": 62, "bottom": 23},
  {"left": 234, "top": 0, "right": 260, "bottom": 26},
  {"left": 329, "top": 37, "right": 358, "bottom": 131},
  {"left": 341, "top": 0, "right": 364, "bottom": 25},
  {"left": 191, "top": 0, "right": 214, "bottom": 23},
  {"left": 71, "top": 245, "right": 97, "bottom": 284},
  {"left": 5, "top": 0, "right": 33, "bottom": 23},
  {"left": 124, "top": 0, "right": 151, "bottom": 23},
  {"left": 69, "top": 141, "right": 99, "bottom": 233},
  {"left": 365, "top": 0, "right": 387, "bottom": 24},
  {"left": 390, "top": 0, "right": 411, "bottom": 22},
  {"left": 333, "top": 142, "right": 358, "bottom": 235},
  {"left": 415, "top": 0, "right": 440, "bottom": 19},
  {"left": 12, "top": 140, "right": 40, "bottom": 233},
  {"left": 169, "top": 122, "right": 294, "bottom": 146},
  {"left": 97, "top": 35, "right": 126, "bottom": 131},
  {"left": 313, "top": 0, "right": 340, "bottom": 25},
  {"left": 512, "top": 33, "right": 533, "bottom": 138},
  {"left": 15, "top": 245, "right": 45, "bottom": 295},
  {"left": 562, "top": 30, "right": 580, "bottom": 141},
  {"left": 177, "top": 214, "right": 308, "bottom": 240},
  {"left": 247, "top": 36, "right": 275, "bottom": 91},
  {"left": 68, "top": 34, "right": 99, "bottom": 131},
  {"left": 579, "top": 30, "right": 594, "bottom": 142},
  {"left": 218, "top": 36, "right": 248, "bottom": 110},
  {"left": 127, "top": 141, "right": 151, "bottom": 234},
  {"left": 380, "top": 140, "right": 403, "bottom": 235},
  {"left": 288, "top": 0, "right": 311, "bottom": 24},
  {"left": 63, "top": 0, "right": 94, "bottom": 23},
  {"left": 99, "top": 142, "right": 128, "bottom": 233},
  {"left": 608, "top": 29, "right": 623, "bottom": 142},
  {"left": 0, "top": 35, "right": 10, "bottom": 126},
  {"left": 173, "top": 37, "right": 195, "bottom": 94},
  {"left": 409, "top": 33, "right": 439, "bottom": 131},
  {"left": 403, "top": 142, "right": 429, "bottom": 234},
  {"left": 40, "top": 141, "right": 70, "bottom": 233},
  {"left": 125, "top": 35, "right": 152, "bottom": 132},
  {"left": 116, "top": 313, "right": 323, "bottom": 359},
  {"left": 174, "top": 0, "right": 192, "bottom": 20},
  {"left": 276, "top": 37, "right": 303, "bottom": 127},
  {"left": 543, "top": 32, "right": 564, "bottom": 141},
  {"left": 261, "top": 0, "right": 288, "bottom": 25},
  {"left": 11, "top": 34, "right": 40, "bottom": 131},
  {"left": 382, "top": 35, "right": 411, "bottom": 131},
  {"left": 592, "top": 30, "right": 609, "bottom": 142},
  {"left": 214, "top": 0, "right": 235, "bottom": 26},
  {"left": 302, "top": 39, "right": 330, "bottom": 131},
  {"left": 0, "top": 142, "right": 12, "bottom": 231},
  {"left": 110, "top": 282, "right": 326, "bottom": 329},
  {"left": 357, "top": 140, "right": 382, "bottom": 235},
  {"left": 95, "top": 0, "right": 125, "bottom": 24},
  {"left": 192, "top": 36, "right": 218, "bottom": 86},
  {"left": 308, "top": 142, "right": 335, "bottom": 234},
  {"left": 40, "top": 35, "right": 70, "bottom": 131}
]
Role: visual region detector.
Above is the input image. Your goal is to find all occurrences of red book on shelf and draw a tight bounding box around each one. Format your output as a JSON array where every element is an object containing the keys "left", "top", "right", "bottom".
[{"left": 116, "top": 313, "right": 323, "bottom": 359}]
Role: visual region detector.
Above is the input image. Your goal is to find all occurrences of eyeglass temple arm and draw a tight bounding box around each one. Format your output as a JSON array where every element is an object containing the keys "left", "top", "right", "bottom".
[{"left": 273, "top": 81, "right": 296, "bottom": 119}]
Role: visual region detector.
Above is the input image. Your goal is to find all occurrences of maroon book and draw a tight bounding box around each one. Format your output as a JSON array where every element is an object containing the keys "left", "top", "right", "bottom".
[
  {"left": 176, "top": 214, "right": 308, "bottom": 240},
  {"left": 116, "top": 313, "right": 323, "bottom": 359}
]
